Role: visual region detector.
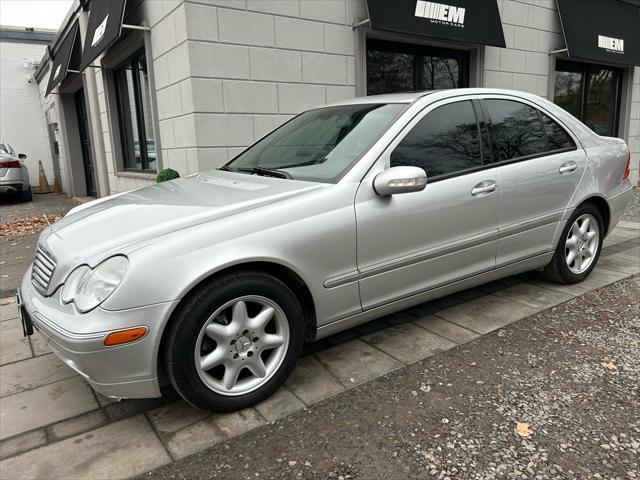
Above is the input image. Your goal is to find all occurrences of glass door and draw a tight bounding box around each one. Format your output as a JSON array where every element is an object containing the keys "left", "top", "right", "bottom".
[
  {"left": 553, "top": 60, "right": 622, "bottom": 137},
  {"left": 74, "top": 88, "right": 97, "bottom": 197}
]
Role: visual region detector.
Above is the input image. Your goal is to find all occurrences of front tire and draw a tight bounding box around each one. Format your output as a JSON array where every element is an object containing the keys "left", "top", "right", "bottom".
[
  {"left": 163, "top": 271, "right": 305, "bottom": 412},
  {"left": 541, "top": 203, "right": 603, "bottom": 284}
]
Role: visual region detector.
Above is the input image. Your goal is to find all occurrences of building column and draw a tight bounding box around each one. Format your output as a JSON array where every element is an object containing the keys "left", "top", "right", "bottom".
[{"left": 78, "top": 9, "right": 110, "bottom": 197}]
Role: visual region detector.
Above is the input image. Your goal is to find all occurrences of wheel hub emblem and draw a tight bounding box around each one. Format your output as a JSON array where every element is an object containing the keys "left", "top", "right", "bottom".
[{"left": 235, "top": 336, "right": 252, "bottom": 353}]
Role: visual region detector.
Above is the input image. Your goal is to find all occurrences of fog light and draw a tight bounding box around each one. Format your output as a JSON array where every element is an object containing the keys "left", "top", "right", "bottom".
[{"left": 104, "top": 327, "right": 148, "bottom": 346}]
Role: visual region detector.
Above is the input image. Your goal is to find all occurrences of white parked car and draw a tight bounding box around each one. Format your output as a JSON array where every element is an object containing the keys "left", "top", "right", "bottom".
[{"left": 0, "top": 142, "right": 31, "bottom": 201}]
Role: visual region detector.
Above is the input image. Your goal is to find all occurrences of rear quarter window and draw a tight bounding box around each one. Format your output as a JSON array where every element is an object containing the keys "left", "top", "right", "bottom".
[{"left": 541, "top": 113, "right": 576, "bottom": 151}]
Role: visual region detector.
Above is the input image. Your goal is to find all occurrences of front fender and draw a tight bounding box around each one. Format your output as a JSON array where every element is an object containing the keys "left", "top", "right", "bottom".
[{"left": 101, "top": 183, "right": 362, "bottom": 328}]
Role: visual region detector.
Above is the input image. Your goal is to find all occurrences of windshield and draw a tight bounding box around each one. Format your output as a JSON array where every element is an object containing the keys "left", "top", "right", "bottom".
[
  {"left": 0, "top": 143, "right": 13, "bottom": 155},
  {"left": 224, "top": 103, "right": 406, "bottom": 183}
]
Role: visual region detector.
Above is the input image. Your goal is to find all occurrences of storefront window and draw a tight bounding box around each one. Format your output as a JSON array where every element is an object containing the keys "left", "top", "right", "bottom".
[
  {"left": 553, "top": 60, "right": 622, "bottom": 137},
  {"left": 114, "top": 50, "right": 156, "bottom": 171},
  {"left": 367, "top": 39, "right": 469, "bottom": 95}
]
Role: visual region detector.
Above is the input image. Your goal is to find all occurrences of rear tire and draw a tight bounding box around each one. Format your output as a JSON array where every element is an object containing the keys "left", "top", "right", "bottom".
[
  {"left": 163, "top": 271, "right": 305, "bottom": 412},
  {"left": 541, "top": 203, "right": 603, "bottom": 284},
  {"left": 20, "top": 187, "right": 32, "bottom": 202}
]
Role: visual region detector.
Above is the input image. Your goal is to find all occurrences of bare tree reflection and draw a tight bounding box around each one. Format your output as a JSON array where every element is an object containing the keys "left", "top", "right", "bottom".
[
  {"left": 487, "top": 101, "right": 546, "bottom": 160},
  {"left": 391, "top": 102, "right": 482, "bottom": 176}
]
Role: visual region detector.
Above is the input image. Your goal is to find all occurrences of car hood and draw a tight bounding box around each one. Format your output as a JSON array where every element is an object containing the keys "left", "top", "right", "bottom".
[{"left": 39, "top": 169, "right": 326, "bottom": 265}]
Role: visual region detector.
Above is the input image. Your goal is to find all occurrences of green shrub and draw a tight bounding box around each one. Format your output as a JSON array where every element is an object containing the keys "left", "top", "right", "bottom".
[{"left": 156, "top": 168, "right": 180, "bottom": 183}]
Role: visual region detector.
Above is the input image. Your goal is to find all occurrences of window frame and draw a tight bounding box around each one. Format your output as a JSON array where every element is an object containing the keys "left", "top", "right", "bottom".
[
  {"left": 381, "top": 94, "right": 580, "bottom": 185},
  {"left": 553, "top": 59, "right": 623, "bottom": 137},
  {"left": 366, "top": 38, "right": 470, "bottom": 95},
  {"left": 479, "top": 97, "right": 579, "bottom": 167},
  {"left": 113, "top": 48, "right": 156, "bottom": 173}
]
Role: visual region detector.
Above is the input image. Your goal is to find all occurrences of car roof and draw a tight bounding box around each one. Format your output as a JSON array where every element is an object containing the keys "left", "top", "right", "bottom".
[
  {"left": 322, "top": 88, "right": 552, "bottom": 108},
  {"left": 324, "top": 91, "right": 432, "bottom": 106}
]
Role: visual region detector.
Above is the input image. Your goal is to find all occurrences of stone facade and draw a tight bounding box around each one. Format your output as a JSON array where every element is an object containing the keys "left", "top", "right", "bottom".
[{"left": 40, "top": 0, "right": 640, "bottom": 195}]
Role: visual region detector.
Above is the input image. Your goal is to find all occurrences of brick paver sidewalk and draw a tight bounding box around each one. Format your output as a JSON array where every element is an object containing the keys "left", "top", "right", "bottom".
[{"left": 0, "top": 221, "right": 638, "bottom": 479}]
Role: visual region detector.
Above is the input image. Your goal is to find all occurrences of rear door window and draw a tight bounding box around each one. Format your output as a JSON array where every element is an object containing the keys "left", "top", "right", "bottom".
[{"left": 484, "top": 99, "right": 547, "bottom": 161}]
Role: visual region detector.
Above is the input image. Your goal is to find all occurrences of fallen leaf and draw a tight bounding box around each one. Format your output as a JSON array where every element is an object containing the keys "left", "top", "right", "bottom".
[
  {"left": 0, "top": 298, "right": 16, "bottom": 306},
  {"left": 515, "top": 422, "right": 533, "bottom": 437},
  {"left": 0, "top": 215, "right": 62, "bottom": 237},
  {"left": 601, "top": 361, "right": 617, "bottom": 370}
]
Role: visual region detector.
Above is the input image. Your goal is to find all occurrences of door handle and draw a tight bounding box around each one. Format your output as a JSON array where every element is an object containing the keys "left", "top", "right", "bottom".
[
  {"left": 471, "top": 181, "right": 497, "bottom": 196},
  {"left": 559, "top": 161, "right": 578, "bottom": 174}
]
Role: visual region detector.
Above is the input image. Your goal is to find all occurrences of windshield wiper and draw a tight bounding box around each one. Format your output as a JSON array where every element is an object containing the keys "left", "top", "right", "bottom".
[{"left": 229, "top": 166, "right": 292, "bottom": 179}]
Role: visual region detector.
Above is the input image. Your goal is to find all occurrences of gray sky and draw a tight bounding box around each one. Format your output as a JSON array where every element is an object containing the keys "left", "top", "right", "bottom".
[{"left": 0, "top": 0, "right": 73, "bottom": 30}]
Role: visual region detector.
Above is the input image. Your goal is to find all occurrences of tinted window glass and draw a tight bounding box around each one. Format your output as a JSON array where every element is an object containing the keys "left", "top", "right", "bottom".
[
  {"left": 485, "top": 100, "right": 546, "bottom": 161},
  {"left": 391, "top": 101, "right": 482, "bottom": 177},
  {"left": 366, "top": 39, "right": 469, "bottom": 95},
  {"left": 541, "top": 114, "right": 575, "bottom": 151},
  {"left": 422, "top": 56, "right": 464, "bottom": 90},
  {"left": 367, "top": 49, "right": 414, "bottom": 95}
]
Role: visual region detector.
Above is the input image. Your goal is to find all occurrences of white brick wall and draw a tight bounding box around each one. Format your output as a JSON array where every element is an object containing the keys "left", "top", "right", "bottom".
[{"left": 1, "top": 41, "right": 53, "bottom": 187}]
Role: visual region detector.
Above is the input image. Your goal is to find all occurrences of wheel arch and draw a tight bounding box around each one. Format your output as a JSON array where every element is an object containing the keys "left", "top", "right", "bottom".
[
  {"left": 157, "top": 260, "right": 318, "bottom": 384},
  {"left": 577, "top": 195, "right": 611, "bottom": 235}
]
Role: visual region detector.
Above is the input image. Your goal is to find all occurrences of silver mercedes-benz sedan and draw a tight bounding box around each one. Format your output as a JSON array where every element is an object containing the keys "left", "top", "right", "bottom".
[{"left": 18, "top": 89, "right": 633, "bottom": 412}]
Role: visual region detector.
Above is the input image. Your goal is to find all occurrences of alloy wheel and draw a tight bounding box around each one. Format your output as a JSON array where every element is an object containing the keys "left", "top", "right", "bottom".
[
  {"left": 194, "top": 296, "right": 290, "bottom": 396},
  {"left": 565, "top": 213, "right": 599, "bottom": 275}
]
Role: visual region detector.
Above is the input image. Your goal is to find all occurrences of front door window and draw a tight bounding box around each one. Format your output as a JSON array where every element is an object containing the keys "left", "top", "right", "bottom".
[
  {"left": 553, "top": 60, "right": 622, "bottom": 137},
  {"left": 367, "top": 39, "right": 469, "bottom": 95}
]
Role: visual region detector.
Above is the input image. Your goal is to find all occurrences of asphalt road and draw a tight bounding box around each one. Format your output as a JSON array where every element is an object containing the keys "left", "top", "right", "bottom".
[{"left": 139, "top": 275, "right": 639, "bottom": 480}]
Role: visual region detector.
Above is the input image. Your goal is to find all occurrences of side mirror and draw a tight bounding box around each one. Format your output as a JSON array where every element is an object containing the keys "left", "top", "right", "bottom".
[
  {"left": 373, "top": 166, "right": 427, "bottom": 197},
  {"left": 18, "top": 153, "right": 26, "bottom": 160}
]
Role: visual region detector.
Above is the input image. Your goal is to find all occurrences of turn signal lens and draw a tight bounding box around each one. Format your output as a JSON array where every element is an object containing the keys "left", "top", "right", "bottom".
[
  {"left": 104, "top": 327, "right": 148, "bottom": 346},
  {"left": 623, "top": 151, "right": 630, "bottom": 180}
]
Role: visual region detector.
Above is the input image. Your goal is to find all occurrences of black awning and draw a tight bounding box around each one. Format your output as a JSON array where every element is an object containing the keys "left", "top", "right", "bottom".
[
  {"left": 556, "top": 0, "right": 640, "bottom": 66},
  {"left": 79, "top": 0, "right": 127, "bottom": 71},
  {"left": 365, "top": 0, "right": 506, "bottom": 48},
  {"left": 45, "top": 20, "right": 80, "bottom": 96}
]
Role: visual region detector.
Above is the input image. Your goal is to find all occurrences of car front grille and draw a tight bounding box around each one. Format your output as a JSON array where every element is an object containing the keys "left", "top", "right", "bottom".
[{"left": 31, "top": 246, "right": 56, "bottom": 294}]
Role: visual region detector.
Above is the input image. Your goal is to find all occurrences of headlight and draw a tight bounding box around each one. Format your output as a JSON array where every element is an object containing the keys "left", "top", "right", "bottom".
[{"left": 61, "top": 256, "right": 128, "bottom": 313}]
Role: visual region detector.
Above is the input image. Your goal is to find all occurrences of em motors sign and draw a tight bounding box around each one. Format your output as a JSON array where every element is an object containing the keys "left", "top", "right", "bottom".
[
  {"left": 365, "top": 0, "right": 506, "bottom": 48},
  {"left": 555, "top": 0, "right": 640, "bottom": 66},
  {"left": 597, "top": 35, "right": 624, "bottom": 54},
  {"left": 414, "top": 1, "right": 466, "bottom": 27}
]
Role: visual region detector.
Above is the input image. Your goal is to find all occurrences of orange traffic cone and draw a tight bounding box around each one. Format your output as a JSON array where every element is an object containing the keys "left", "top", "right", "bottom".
[
  {"left": 38, "top": 161, "right": 50, "bottom": 194},
  {"left": 52, "top": 176, "right": 62, "bottom": 194}
]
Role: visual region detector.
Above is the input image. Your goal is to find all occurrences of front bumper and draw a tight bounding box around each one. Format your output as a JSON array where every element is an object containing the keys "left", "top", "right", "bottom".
[{"left": 20, "top": 267, "right": 179, "bottom": 399}]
